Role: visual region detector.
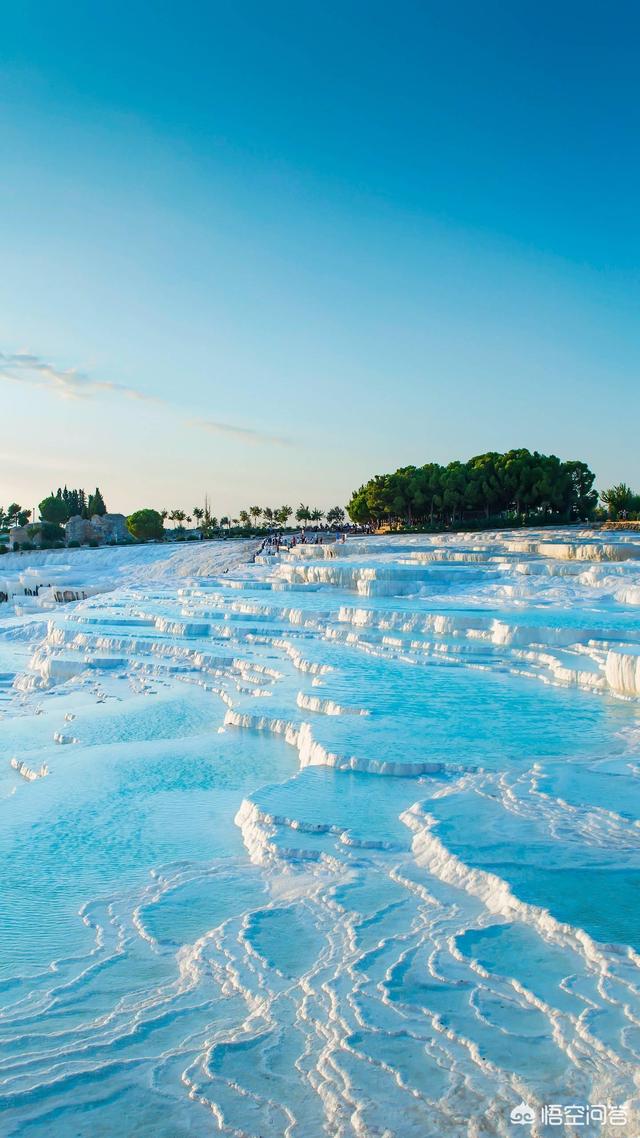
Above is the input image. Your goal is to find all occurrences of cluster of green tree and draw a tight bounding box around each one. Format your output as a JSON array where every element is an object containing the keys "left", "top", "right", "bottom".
[
  {"left": 234, "top": 504, "right": 346, "bottom": 529},
  {"left": 347, "top": 451, "right": 598, "bottom": 529},
  {"left": 158, "top": 504, "right": 217, "bottom": 536},
  {"left": 8, "top": 465, "right": 640, "bottom": 555},
  {"left": 126, "top": 503, "right": 347, "bottom": 543},
  {"left": 0, "top": 503, "right": 31, "bottom": 531},
  {"left": 0, "top": 504, "right": 68, "bottom": 552},
  {"left": 158, "top": 503, "right": 346, "bottom": 533},
  {"left": 600, "top": 483, "right": 640, "bottom": 520},
  {"left": 38, "top": 487, "right": 107, "bottom": 524},
  {"left": 126, "top": 509, "right": 165, "bottom": 541}
]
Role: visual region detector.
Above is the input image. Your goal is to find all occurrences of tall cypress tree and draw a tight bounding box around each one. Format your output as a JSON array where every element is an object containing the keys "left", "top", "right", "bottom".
[{"left": 88, "top": 488, "right": 107, "bottom": 516}]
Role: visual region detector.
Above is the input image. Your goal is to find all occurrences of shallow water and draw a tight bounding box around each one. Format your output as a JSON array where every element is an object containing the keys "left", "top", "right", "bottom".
[{"left": 1, "top": 530, "right": 639, "bottom": 1136}]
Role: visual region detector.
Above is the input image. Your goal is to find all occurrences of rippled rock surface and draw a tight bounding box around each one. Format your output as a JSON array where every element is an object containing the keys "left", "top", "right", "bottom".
[{"left": 1, "top": 530, "right": 640, "bottom": 1136}]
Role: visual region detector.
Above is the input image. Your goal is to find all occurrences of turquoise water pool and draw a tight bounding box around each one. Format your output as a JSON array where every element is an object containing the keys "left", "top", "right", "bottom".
[{"left": 0, "top": 531, "right": 639, "bottom": 1136}]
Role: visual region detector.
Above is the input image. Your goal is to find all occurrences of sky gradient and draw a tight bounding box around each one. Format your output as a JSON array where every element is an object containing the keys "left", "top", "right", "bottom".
[{"left": 1, "top": 1, "right": 638, "bottom": 516}]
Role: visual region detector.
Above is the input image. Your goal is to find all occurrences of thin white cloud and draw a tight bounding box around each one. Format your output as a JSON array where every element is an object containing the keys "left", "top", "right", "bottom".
[
  {"left": 1, "top": 350, "right": 290, "bottom": 446},
  {"left": 0, "top": 351, "right": 160, "bottom": 403},
  {"left": 187, "top": 416, "right": 291, "bottom": 446}
]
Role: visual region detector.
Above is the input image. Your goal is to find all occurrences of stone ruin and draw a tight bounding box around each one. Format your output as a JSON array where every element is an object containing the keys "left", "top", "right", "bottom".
[
  {"left": 8, "top": 524, "right": 42, "bottom": 547},
  {"left": 7, "top": 514, "right": 130, "bottom": 549},
  {"left": 91, "top": 513, "right": 130, "bottom": 543},
  {"left": 65, "top": 513, "right": 130, "bottom": 545},
  {"left": 65, "top": 516, "right": 96, "bottom": 545}
]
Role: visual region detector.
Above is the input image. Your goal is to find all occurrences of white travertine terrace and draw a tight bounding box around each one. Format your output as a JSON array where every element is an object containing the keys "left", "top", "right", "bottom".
[{"left": 1, "top": 529, "right": 640, "bottom": 1136}]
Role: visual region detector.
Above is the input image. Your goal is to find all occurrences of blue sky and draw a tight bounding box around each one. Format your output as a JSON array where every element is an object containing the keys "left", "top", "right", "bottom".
[{"left": 1, "top": 1, "right": 638, "bottom": 515}]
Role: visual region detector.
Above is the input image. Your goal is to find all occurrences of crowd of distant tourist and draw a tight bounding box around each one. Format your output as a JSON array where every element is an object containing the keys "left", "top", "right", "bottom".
[
  {"left": 0, "top": 583, "right": 87, "bottom": 606},
  {"left": 255, "top": 529, "right": 350, "bottom": 559},
  {"left": 0, "top": 583, "right": 48, "bottom": 605}
]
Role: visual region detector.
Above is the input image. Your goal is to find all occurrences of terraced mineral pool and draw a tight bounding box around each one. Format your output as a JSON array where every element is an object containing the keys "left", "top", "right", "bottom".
[{"left": 0, "top": 530, "right": 639, "bottom": 1136}]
